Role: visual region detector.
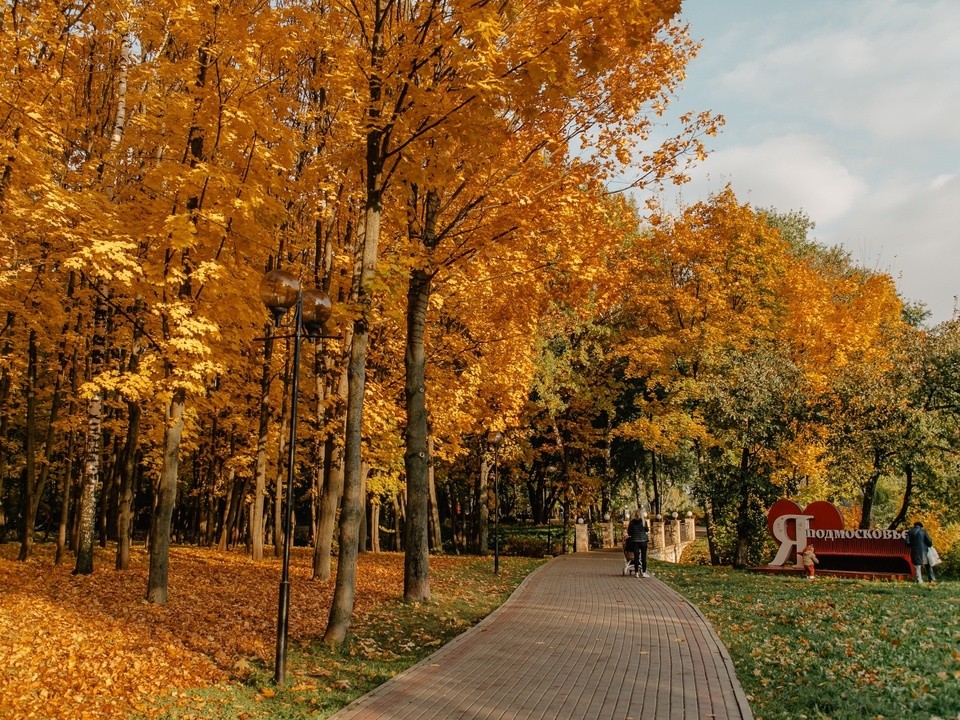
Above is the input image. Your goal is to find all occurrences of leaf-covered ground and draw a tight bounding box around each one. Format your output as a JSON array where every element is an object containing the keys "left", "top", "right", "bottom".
[
  {"left": 654, "top": 561, "right": 960, "bottom": 720},
  {"left": 0, "top": 544, "right": 538, "bottom": 720}
]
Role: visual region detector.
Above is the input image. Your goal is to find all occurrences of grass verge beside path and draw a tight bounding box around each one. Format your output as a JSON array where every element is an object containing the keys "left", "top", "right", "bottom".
[{"left": 654, "top": 560, "right": 960, "bottom": 720}]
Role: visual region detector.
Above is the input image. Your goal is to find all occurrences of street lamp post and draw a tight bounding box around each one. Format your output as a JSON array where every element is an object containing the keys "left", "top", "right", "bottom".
[
  {"left": 259, "top": 268, "right": 332, "bottom": 685},
  {"left": 672, "top": 511, "right": 680, "bottom": 564},
  {"left": 487, "top": 431, "right": 503, "bottom": 575}
]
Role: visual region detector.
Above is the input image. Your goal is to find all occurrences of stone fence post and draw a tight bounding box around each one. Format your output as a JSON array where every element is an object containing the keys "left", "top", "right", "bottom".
[
  {"left": 602, "top": 517, "right": 615, "bottom": 548},
  {"left": 650, "top": 516, "right": 665, "bottom": 551},
  {"left": 681, "top": 511, "right": 696, "bottom": 543},
  {"left": 667, "top": 513, "right": 682, "bottom": 562},
  {"left": 574, "top": 518, "right": 589, "bottom": 552}
]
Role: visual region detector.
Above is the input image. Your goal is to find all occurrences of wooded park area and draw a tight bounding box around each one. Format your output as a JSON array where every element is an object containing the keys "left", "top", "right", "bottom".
[{"left": 2, "top": 0, "right": 959, "bottom": 651}]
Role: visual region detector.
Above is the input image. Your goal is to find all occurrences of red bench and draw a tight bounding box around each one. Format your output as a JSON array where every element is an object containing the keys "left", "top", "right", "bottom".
[{"left": 809, "top": 536, "right": 913, "bottom": 575}]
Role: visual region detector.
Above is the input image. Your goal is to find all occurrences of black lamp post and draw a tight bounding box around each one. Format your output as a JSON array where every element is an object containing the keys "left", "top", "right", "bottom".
[
  {"left": 487, "top": 430, "right": 504, "bottom": 575},
  {"left": 259, "top": 268, "right": 332, "bottom": 685}
]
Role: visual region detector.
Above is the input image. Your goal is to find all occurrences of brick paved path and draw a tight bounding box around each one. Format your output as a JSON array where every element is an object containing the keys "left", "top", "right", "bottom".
[{"left": 330, "top": 551, "right": 753, "bottom": 720}]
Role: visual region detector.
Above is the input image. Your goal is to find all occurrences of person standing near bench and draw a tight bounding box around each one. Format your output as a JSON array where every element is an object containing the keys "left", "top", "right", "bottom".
[
  {"left": 905, "top": 521, "right": 936, "bottom": 583},
  {"left": 626, "top": 510, "right": 650, "bottom": 578}
]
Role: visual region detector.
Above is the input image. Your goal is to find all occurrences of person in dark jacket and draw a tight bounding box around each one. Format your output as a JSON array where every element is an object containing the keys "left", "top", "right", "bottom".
[
  {"left": 905, "top": 521, "right": 936, "bottom": 583},
  {"left": 625, "top": 510, "right": 650, "bottom": 578}
]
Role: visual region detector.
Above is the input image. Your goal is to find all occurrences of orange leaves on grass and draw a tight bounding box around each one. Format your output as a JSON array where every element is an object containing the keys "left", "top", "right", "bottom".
[{"left": 0, "top": 543, "right": 407, "bottom": 719}]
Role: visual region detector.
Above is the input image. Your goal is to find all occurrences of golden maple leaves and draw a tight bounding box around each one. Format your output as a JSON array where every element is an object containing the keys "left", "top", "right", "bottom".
[
  {"left": 0, "top": 544, "right": 376, "bottom": 719},
  {"left": 0, "top": 544, "right": 534, "bottom": 719}
]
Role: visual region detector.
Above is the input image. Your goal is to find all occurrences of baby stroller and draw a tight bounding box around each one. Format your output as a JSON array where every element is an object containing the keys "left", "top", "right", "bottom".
[{"left": 622, "top": 542, "right": 643, "bottom": 577}]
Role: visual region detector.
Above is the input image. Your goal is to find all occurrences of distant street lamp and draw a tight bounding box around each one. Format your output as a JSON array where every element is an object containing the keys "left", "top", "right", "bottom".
[
  {"left": 259, "top": 268, "right": 332, "bottom": 685},
  {"left": 487, "top": 430, "right": 504, "bottom": 575},
  {"left": 672, "top": 511, "right": 680, "bottom": 563}
]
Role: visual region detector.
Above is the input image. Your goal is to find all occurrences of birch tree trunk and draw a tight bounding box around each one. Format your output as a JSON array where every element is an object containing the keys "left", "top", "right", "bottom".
[{"left": 74, "top": 294, "right": 107, "bottom": 575}]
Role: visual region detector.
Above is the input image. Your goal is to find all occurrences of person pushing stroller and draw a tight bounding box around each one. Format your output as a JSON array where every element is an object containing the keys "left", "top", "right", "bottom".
[{"left": 623, "top": 509, "right": 650, "bottom": 578}]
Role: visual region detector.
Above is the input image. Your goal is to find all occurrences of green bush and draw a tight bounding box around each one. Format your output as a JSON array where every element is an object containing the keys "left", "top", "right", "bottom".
[
  {"left": 936, "top": 543, "right": 957, "bottom": 580},
  {"left": 679, "top": 538, "right": 712, "bottom": 565},
  {"left": 501, "top": 534, "right": 549, "bottom": 557},
  {"left": 492, "top": 524, "right": 569, "bottom": 557}
]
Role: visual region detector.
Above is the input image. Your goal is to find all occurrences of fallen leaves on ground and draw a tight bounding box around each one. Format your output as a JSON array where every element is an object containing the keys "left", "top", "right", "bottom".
[{"left": 0, "top": 543, "right": 410, "bottom": 720}]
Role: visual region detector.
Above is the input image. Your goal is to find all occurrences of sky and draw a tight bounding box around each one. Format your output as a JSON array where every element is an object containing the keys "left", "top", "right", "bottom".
[{"left": 647, "top": 0, "right": 960, "bottom": 326}]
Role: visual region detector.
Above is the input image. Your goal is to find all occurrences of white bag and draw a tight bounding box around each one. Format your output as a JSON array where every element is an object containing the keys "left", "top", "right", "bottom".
[{"left": 927, "top": 546, "right": 942, "bottom": 567}]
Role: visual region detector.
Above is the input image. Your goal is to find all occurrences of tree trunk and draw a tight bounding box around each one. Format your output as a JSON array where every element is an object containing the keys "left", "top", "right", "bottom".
[
  {"left": 526, "top": 467, "right": 547, "bottom": 525},
  {"left": 98, "top": 436, "right": 119, "bottom": 548},
  {"left": 427, "top": 435, "right": 442, "bottom": 551},
  {"left": 358, "top": 461, "right": 370, "bottom": 553},
  {"left": 324, "top": 323, "right": 370, "bottom": 644},
  {"left": 18, "top": 330, "right": 39, "bottom": 561},
  {"left": 478, "top": 453, "right": 490, "bottom": 555},
  {"left": 251, "top": 325, "right": 273, "bottom": 561},
  {"left": 888, "top": 464, "right": 913, "bottom": 530},
  {"left": 313, "top": 356, "right": 348, "bottom": 580},
  {"left": 0, "top": 313, "right": 13, "bottom": 542},
  {"left": 703, "top": 500, "right": 720, "bottom": 566},
  {"left": 369, "top": 500, "right": 381, "bottom": 553},
  {"left": 650, "top": 450, "right": 661, "bottom": 516},
  {"left": 859, "top": 448, "right": 884, "bottom": 530},
  {"left": 324, "top": 1, "right": 387, "bottom": 641},
  {"left": 55, "top": 428, "right": 77, "bottom": 565},
  {"left": 393, "top": 493, "right": 404, "bottom": 551},
  {"left": 146, "top": 389, "right": 185, "bottom": 603},
  {"left": 232, "top": 472, "right": 250, "bottom": 548},
  {"left": 115, "top": 400, "right": 141, "bottom": 570},
  {"left": 74, "top": 390, "right": 102, "bottom": 575},
  {"left": 733, "top": 445, "right": 753, "bottom": 568},
  {"left": 218, "top": 470, "right": 239, "bottom": 550},
  {"left": 313, "top": 436, "right": 343, "bottom": 579},
  {"left": 74, "top": 293, "right": 108, "bottom": 575},
  {"left": 273, "top": 363, "right": 291, "bottom": 557},
  {"left": 403, "top": 263, "right": 432, "bottom": 601}
]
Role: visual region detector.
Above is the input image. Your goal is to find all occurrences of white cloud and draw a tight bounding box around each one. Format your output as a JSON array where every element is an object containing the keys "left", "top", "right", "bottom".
[
  {"left": 672, "top": 0, "right": 960, "bottom": 324},
  {"left": 716, "top": 1, "right": 960, "bottom": 148},
  {"left": 930, "top": 174, "right": 955, "bottom": 190},
  {"left": 825, "top": 175, "right": 960, "bottom": 321},
  {"left": 684, "top": 135, "right": 868, "bottom": 225}
]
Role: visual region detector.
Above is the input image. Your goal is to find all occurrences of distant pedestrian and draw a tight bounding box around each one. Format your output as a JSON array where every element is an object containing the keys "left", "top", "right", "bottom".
[
  {"left": 905, "top": 521, "right": 936, "bottom": 583},
  {"left": 625, "top": 509, "right": 650, "bottom": 578},
  {"left": 799, "top": 542, "right": 818, "bottom": 580}
]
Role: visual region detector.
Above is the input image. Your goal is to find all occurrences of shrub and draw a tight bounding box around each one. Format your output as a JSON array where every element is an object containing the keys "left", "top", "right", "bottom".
[
  {"left": 936, "top": 539, "right": 958, "bottom": 580},
  {"left": 501, "top": 534, "right": 549, "bottom": 557},
  {"left": 679, "top": 538, "right": 712, "bottom": 565},
  {"left": 491, "top": 525, "right": 569, "bottom": 557}
]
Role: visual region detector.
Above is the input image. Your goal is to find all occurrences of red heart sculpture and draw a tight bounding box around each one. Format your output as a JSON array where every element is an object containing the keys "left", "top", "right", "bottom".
[{"left": 767, "top": 499, "right": 844, "bottom": 540}]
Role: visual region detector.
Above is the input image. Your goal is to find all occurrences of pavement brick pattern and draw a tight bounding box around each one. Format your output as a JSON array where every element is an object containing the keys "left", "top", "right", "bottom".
[{"left": 330, "top": 551, "right": 753, "bottom": 720}]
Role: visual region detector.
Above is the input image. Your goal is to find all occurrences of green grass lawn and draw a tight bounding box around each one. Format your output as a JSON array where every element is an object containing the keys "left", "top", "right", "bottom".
[{"left": 653, "top": 560, "right": 960, "bottom": 720}]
